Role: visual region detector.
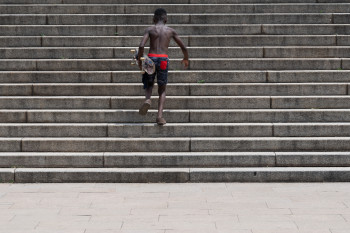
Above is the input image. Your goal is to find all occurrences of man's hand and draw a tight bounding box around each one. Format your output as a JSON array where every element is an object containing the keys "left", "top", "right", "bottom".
[{"left": 181, "top": 59, "right": 189, "bottom": 69}]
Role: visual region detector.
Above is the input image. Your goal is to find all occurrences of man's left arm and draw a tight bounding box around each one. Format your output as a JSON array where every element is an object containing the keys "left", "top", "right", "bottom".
[{"left": 138, "top": 29, "right": 150, "bottom": 70}]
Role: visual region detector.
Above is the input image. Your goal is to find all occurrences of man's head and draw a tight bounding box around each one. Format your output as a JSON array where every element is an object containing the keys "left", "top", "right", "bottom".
[{"left": 154, "top": 8, "right": 167, "bottom": 23}]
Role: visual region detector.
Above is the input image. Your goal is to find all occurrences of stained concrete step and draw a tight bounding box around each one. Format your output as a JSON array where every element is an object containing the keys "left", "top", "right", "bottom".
[
  {"left": 0, "top": 83, "right": 347, "bottom": 96},
  {"left": 115, "top": 24, "right": 350, "bottom": 36},
  {"left": 0, "top": 71, "right": 267, "bottom": 83},
  {"left": 3, "top": 167, "right": 350, "bottom": 183},
  {"left": 2, "top": 4, "right": 350, "bottom": 14},
  {"left": 0, "top": 123, "right": 272, "bottom": 137},
  {"left": 112, "top": 96, "right": 350, "bottom": 109},
  {"left": 0, "top": 14, "right": 335, "bottom": 25},
  {"left": 3, "top": 35, "right": 345, "bottom": 47},
  {"left": 1, "top": 137, "right": 350, "bottom": 152},
  {"left": 3, "top": 47, "right": 350, "bottom": 59},
  {"left": 3, "top": 24, "right": 350, "bottom": 36},
  {"left": 111, "top": 123, "right": 350, "bottom": 137},
  {"left": 0, "top": 58, "right": 344, "bottom": 71},
  {"left": 3, "top": 109, "right": 350, "bottom": 123},
  {"left": 1, "top": 152, "right": 349, "bottom": 168},
  {"left": 2, "top": 71, "right": 350, "bottom": 83},
  {"left": 0, "top": 47, "right": 266, "bottom": 59},
  {"left": 0, "top": 25, "right": 117, "bottom": 36},
  {"left": 0, "top": 152, "right": 274, "bottom": 168},
  {"left": 3, "top": 96, "right": 350, "bottom": 109},
  {"left": 0, "top": 0, "right": 340, "bottom": 4}
]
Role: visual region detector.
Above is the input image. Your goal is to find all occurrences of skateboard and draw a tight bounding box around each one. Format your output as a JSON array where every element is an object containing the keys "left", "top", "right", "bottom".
[{"left": 131, "top": 49, "right": 155, "bottom": 75}]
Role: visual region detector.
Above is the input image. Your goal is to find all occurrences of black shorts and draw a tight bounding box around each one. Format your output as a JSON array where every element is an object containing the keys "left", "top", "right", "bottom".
[{"left": 142, "top": 54, "right": 169, "bottom": 89}]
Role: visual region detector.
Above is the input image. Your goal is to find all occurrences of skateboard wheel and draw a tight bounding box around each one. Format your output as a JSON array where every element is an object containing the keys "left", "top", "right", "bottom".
[
  {"left": 140, "top": 57, "right": 145, "bottom": 60},
  {"left": 130, "top": 49, "right": 136, "bottom": 53}
]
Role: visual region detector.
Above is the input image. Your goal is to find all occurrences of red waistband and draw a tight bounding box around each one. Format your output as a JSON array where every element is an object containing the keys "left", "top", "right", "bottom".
[{"left": 148, "top": 53, "right": 168, "bottom": 58}]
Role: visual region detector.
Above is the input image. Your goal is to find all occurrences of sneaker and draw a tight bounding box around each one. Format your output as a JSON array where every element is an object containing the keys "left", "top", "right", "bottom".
[
  {"left": 156, "top": 117, "right": 166, "bottom": 125},
  {"left": 139, "top": 99, "right": 151, "bottom": 115}
]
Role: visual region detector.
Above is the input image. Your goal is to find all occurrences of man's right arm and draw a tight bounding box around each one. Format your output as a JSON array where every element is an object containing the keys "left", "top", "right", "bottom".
[{"left": 172, "top": 29, "right": 189, "bottom": 69}]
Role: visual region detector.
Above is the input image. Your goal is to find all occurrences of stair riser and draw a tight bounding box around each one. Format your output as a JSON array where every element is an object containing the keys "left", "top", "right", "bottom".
[
  {"left": 2, "top": 153, "right": 350, "bottom": 168},
  {"left": 2, "top": 71, "right": 350, "bottom": 83},
  {"left": 21, "top": 139, "right": 190, "bottom": 152},
  {"left": 26, "top": 110, "right": 189, "bottom": 123},
  {"left": 190, "top": 111, "right": 350, "bottom": 123},
  {"left": 14, "top": 169, "right": 189, "bottom": 183},
  {"left": 0, "top": 71, "right": 266, "bottom": 83},
  {"left": 112, "top": 97, "right": 271, "bottom": 109},
  {"left": 4, "top": 47, "right": 350, "bottom": 59},
  {"left": 3, "top": 110, "right": 350, "bottom": 123},
  {"left": 272, "top": 97, "right": 350, "bottom": 109},
  {"left": 0, "top": 138, "right": 350, "bottom": 152},
  {"left": 0, "top": 59, "right": 342, "bottom": 71},
  {"left": 0, "top": 97, "right": 111, "bottom": 109},
  {"left": 0, "top": 26, "right": 116, "bottom": 36},
  {"left": 1, "top": 124, "right": 348, "bottom": 137},
  {"left": 1, "top": 84, "right": 346, "bottom": 96},
  {"left": 263, "top": 24, "right": 350, "bottom": 35},
  {"left": 3, "top": 25, "right": 350, "bottom": 36},
  {"left": 0, "top": 153, "right": 276, "bottom": 168},
  {"left": 120, "top": 25, "right": 350, "bottom": 36},
  {"left": 3, "top": 97, "right": 350, "bottom": 109},
  {"left": 0, "top": 14, "right": 334, "bottom": 25},
  {"left": 190, "top": 169, "right": 350, "bottom": 182},
  {"left": 3, "top": 36, "right": 341, "bottom": 47},
  {"left": 0, "top": 1, "right": 347, "bottom": 4},
  {"left": 0, "top": 47, "right": 263, "bottom": 59},
  {"left": 191, "top": 138, "right": 350, "bottom": 152},
  {"left": 3, "top": 5, "right": 350, "bottom": 14},
  {"left": 276, "top": 152, "right": 350, "bottom": 167},
  {"left": 3, "top": 167, "right": 350, "bottom": 183},
  {"left": 0, "top": 154, "right": 104, "bottom": 168},
  {"left": 0, "top": 125, "right": 108, "bottom": 137},
  {"left": 1, "top": 0, "right": 320, "bottom": 4}
]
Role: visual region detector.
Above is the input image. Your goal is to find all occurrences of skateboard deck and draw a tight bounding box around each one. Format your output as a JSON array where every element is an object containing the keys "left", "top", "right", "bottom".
[{"left": 131, "top": 49, "right": 155, "bottom": 75}]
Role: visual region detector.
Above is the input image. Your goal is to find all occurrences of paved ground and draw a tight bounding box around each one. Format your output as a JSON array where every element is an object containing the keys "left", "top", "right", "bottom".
[{"left": 0, "top": 183, "right": 350, "bottom": 233}]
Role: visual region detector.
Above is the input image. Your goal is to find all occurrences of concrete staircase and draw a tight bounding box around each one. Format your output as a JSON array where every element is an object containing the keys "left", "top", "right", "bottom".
[{"left": 1, "top": 0, "right": 350, "bottom": 183}]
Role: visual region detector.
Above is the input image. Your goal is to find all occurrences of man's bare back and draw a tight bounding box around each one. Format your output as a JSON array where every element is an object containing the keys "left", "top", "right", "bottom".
[{"left": 137, "top": 14, "right": 189, "bottom": 68}]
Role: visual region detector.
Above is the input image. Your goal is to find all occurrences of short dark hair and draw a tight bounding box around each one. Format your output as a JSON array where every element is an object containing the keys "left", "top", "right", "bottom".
[{"left": 154, "top": 8, "right": 167, "bottom": 22}]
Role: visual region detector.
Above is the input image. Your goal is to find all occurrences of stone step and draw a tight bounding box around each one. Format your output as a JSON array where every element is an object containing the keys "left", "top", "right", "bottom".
[
  {"left": 3, "top": 109, "right": 350, "bottom": 123},
  {"left": 0, "top": 58, "right": 344, "bottom": 71},
  {"left": 0, "top": 83, "right": 347, "bottom": 96},
  {"left": 3, "top": 47, "right": 350, "bottom": 59},
  {"left": 0, "top": 14, "right": 335, "bottom": 25},
  {"left": 0, "top": 123, "right": 272, "bottom": 137},
  {"left": 3, "top": 167, "right": 350, "bottom": 183},
  {"left": 117, "top": 24, "right": 350, "bottom": 36},
  {"left": 0, "top": 0, "right": 341, "bottom": 4},
  {"left": 3, "top": 35, "right": 345, "bottom": 47},
  {"left": 0, "top": 26, "right": 116, "bottom": 36},
  {"left": 113, "top": 96, "right": 350, "bottom": 109},
  {"left": 110, "top": 123, "right": 350, "bottom": 137},
  {"left": 2, "top": 71, "right": 350, "bottom": 83},
  {"left": 2, "top": 4, "right": 350, "bottom": 14},
  {"left": 1, "top": 137, "right": 350, "bottom": 152},
  {"left": 0, "top": 152, "right": 274, "bottom": 168},
  {"left": 0, "top": 123, "right": 269, "bottom": 137},
  {"left": 1, "top": 152, "right": 349, "bottom": 168},
  {"left": 2, "top": 24, "right": 350, "bottom": 36},
  {"left": 3, "top": 96, "right": 350, "bottom": 109},
  {"left": 0, "top": 122, "right": 345, "bottom": 137}
]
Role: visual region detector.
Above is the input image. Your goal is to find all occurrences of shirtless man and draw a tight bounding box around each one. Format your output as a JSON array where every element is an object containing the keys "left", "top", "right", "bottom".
[{"left": 138, "top": 8, "right": 189, "bottom": 125}]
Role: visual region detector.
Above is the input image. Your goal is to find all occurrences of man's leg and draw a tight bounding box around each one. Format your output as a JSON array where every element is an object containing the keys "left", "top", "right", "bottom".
[
  {"left": 156, "top": 84, "right": 167, "bottom": 125},
  {"left": 139, "top": 76, "right": 154, "bottom": 116}
]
